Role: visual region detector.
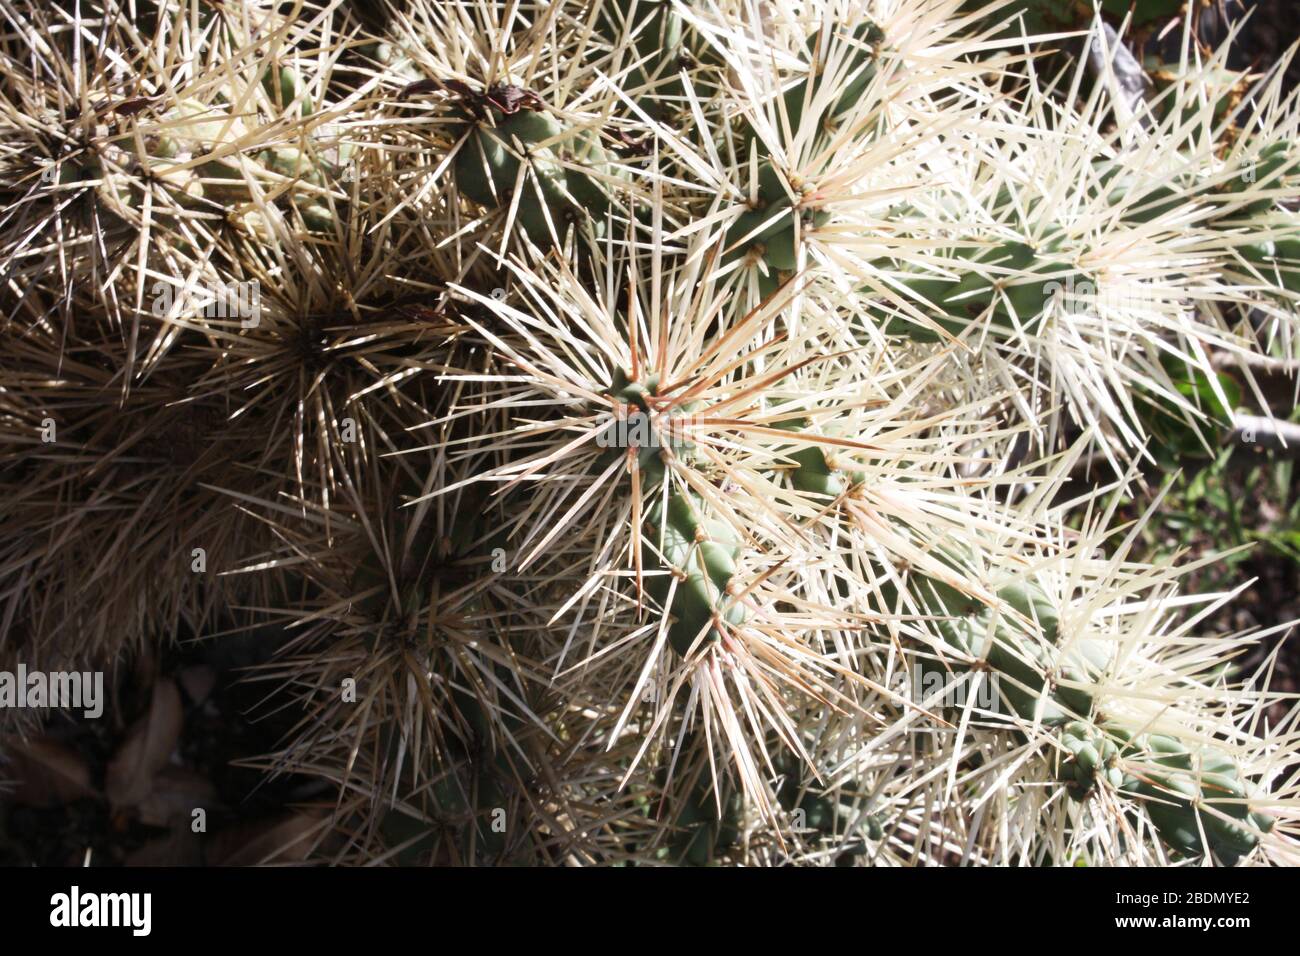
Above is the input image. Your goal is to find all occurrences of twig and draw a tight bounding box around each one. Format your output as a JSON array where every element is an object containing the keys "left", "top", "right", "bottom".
[
  {"left": 1085, "top": 20, "right": 1153, "bottom": 139},
  {"left": 1211, "top": 349, "right": 1300, "bottom": 416},
  {"left": 1229, "top": 413, "right": 1300, "bottom": 458},
  {"left": 1211, "top": 351, "right": 1300, "bottom": 376}
]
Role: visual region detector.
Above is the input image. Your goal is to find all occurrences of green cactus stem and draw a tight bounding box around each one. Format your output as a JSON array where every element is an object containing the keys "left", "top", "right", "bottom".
[
  {"left": 723, "top": 161, "right": 831, "bottom": 270},
  {"left": 593, "top": 0, "right": 688, "bottom": 117},
  {"left": 918, "top": 575, "right": 1276, "bottom": 863},
  {"left": 906, "top": 567, "right": 1276, "bottom": 863},
  {"left": 870, "top": 238, "right": 1073, "bottom": 341},
  {"left": 643, "top": 489, "right": 747, "bottom": 656},
  {"left": 597, "top": 369, "right": 744, "bottom": 657},
  {"left": 1239, "top": 231, "right": 1300, "bottom": 294},
  {"left": 1057, "top": 720, "right": 1124, "bottom": 800},
  {"left": 1217, "top": 142, "right": 1300, "bottom": 218},
  {"left": 450, "top": 99, "right": 619, "bottom": 242},
  {"left": 1094, "top": 160, "right": 1188, "bottom": 224},
  {"left": 1109, "top": 729, "right": 1275, "bottom": 866},
  {"left": 916, "top": 576, "right": 1108, "bottom": 726},
  {"left": 770, "top": 417, "right": 864, "bottom": 498},
  {"left": 261, "top": 63, "right": 311, "bottom": 117},
  {"left": 667, "top": 779, "right": 743, "bottom": 865},
  {"left": 379, "top": 750, "right": 516, "bottom": 864},
  {"left": 739, "top": 19, "right": 885, "bottom": 154}
]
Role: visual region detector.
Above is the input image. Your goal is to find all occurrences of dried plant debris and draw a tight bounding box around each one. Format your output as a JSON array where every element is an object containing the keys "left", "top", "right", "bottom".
[{"left": 0, "top": 0, "right": 1299, "bottom": 867}]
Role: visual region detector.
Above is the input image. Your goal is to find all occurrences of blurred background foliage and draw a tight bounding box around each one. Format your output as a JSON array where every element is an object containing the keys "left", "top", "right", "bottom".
[{"left": 4, "top": 0, "right": 1300, "bottom": 865}]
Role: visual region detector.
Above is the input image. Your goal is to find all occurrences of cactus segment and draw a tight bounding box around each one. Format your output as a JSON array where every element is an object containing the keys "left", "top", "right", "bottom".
[
  {"left": 560, "top": 130, "right": 616, "bottom": 217},
  {"left": 450, "top": 105, "right": 617, "bottom": 241},
  {"left": 912, "top": 575, "right": 1111, "bottom": 727},
  {"left": 1220, "top": 142, "right": 1299, "bottom": 217},
  {"left": 667, "top": 779, "right": 742, "bottom": 866},
  {"left": 755, "top": 266, "right": 792, "bottom": 301},
  {"left": 605, "top": 367, "right": 659, "bottom": 411},
  {"left": 1056, "top": 723, "right": 1273, "bottom": 865},
  {"left": 597, "top": 371, "right": 740, "bottom": 657},
  {"left": 787, "top": 442, "right": 845, "bottom": 498},
  {"left": 927, "top": 580, "right": 1082, "bottom": 726},
  {"left": 941, "top": 241, "right": 1069, "bottom": 323},
  {"left": 261, "top": 64, "right": 310, "bottom": 116},
  {"left": 380, "top": 753, "right": 513, "bottom": 864},
  {"left": 1116, "top": 733, "right": 1271, "bottom": 865},
  {"left": 811, "top": 20, "right": 886, "bottom": 110},
  {"left": 868, "top": 274, "right": 967, "bottom": 342},
  {"left": 258, "top": 147, "right": 327, "bottom": 187},
  {"left": 742, "top": 19, "right": 884, "bottom": 151},
  {"left": 453, "top": 124, "right": 517, "bottom": 206},
  {"left": 299, "top": 202, "right": 335, "bottom": 232},
  {"left": 594, "top": 0, "right": 688, "bottom": 117},
  {"left": 914, "top": 578, "right": 1275, "bottom": 863},
  {"left": 1091, "top": 159, "right": 1187, "bottom": 223},
  {"left": 728, "top": 206, "right": 788, "bottom": 248},
  {"left": 597, "top": 369, "right": 694, "bottom": 488},
  {"left": 1058, "top": 720, "right": 1123, "bottom": 800},
  {"left": 498, "top": 109, "right": 563, "bottom": 145},
  {"left": 1240, "top": 234, "right": 1300, "bottom": 293},
  {"left": 258, "top": 145, "right": 337, "bottom": 231},
  {"left": 643, "top": 490, "right": 746, "bottom": 657},
  {"left": 770, "top": 418, "right": 864, "bottom": 497},
  {"left": 1104, "top": 179, "right": 1183, "bottom": 224},
  {"left": 777, "top": 761, "right": 837, "bottom": 832},
  {"left": 145, "top": 97, "right": 340, "bottom": 231},
  {"left": 897, "top": 568, "right": 1275, "bottom": 863},
  {"left": 155, "top": 99, "right": 247, "bottom": 157},
  {"left": 872, "top": 240, "right": 1071, "bottom": 340},
  {"left": 516, "top": 148, "right": 578, "bottom": 242},
  {"left": 759, "top": 227, "right": 798, "bottom": 270},
  {"left": 724, "top": 212, "right": 809, "bottom": 270},
  {"left": 775, "top": 754, "right": 882, "bottom": 863},
  {"left": 725, "top": 163, "right": 799, "bottom": 262}
]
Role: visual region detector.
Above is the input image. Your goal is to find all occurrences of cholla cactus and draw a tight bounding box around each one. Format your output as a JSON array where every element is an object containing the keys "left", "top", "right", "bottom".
[{"left": 3, "top": 0, "right": 1300, "bottom": 867}]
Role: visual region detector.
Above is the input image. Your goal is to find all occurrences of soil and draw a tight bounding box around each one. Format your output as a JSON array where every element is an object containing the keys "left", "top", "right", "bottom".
[{"left": 3, "top": 2, "right": 1299, "bottom": 866}]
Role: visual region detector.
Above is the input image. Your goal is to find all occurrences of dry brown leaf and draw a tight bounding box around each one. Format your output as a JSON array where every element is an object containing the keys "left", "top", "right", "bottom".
[
  {"left": 137, "top": 766, "right": 218, "bottom": 828},
  {"left": 176, "top": 665, "right": 216, "bottom": 707},
  {"left": 105, "top": 678, "right": 183, "bottom": 810},
  {"left": 206, "top": 811, "right": 328, "bottom": 866},
  {"left": 126, "top": 829, "right": 202, "bottom": 867},
  {"left": 1, "top": 736, "right": 95, "bottom": 807}
]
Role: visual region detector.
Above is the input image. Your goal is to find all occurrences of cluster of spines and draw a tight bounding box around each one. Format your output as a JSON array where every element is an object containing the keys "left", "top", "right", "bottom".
[{"left": 2, "top": 0, "right": 1298, "bottom": 868}]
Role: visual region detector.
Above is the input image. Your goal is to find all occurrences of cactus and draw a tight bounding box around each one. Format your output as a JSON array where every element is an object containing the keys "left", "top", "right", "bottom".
[
  {"left": 1112, "top": 731, "right": 1275, "bottom": 867},
  {"left": 643, "top": 488, "right": 748, "bottom": 656},
  {"left": 443, "top": 79, "right": 624, "bottom": 244},
  {"left": 3, "top": 0, "right": 1300, "bottom": 872},
  {"left": 593, "top": 0, "right": 689, "bottom": 118}
]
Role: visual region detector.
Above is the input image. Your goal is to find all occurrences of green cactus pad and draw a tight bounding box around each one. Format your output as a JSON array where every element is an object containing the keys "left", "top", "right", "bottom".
[
  {"left": 668, "top": 780, "right": 743, "bottom": 866},
  {"left": 1117, "top": 733, "right": 1269, "bottom": 865},
  {"left": 1220, "top": 142, "right": 1299, "bottom": 217},
  {"left": 872, "top": 239, "right": 1071, "bottom": 339},
  {"left": 644, "top": 490, "right": 747, "bottom": 656}
]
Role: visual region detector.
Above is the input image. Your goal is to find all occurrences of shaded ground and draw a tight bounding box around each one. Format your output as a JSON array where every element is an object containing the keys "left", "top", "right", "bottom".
[
  {"left": 2, "top": 1, "right": 1299, "bottom": 866},
  {"left": 1120, "top": 449, "right": 1300, "bottom": 726},
  {"left": 0, "top": 628, "right": 323, "bottom": 866}
]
